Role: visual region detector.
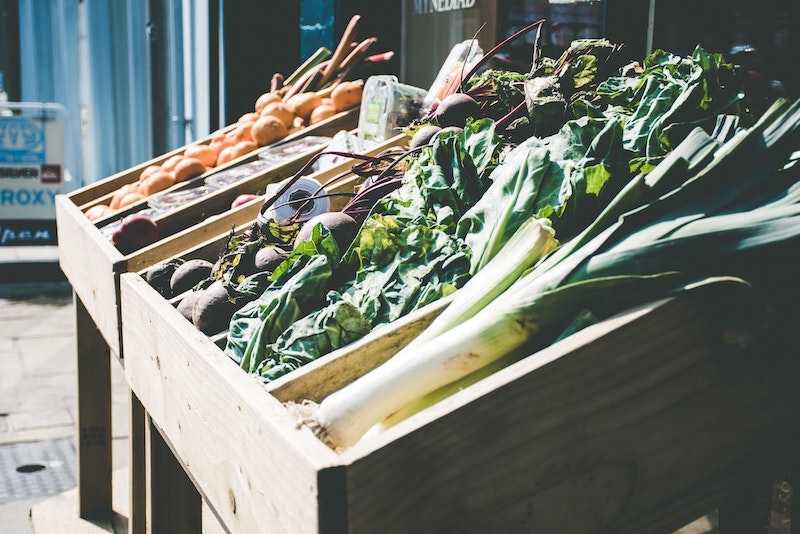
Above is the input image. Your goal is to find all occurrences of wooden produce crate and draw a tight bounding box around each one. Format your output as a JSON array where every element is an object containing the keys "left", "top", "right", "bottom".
[
  {"left": 57, "top": 108, "right": 357, "bottom": 358},
  {"left": 55, "top": 109, "right": 361, "bottom": 525},
  {"left": 119, "top": 257, "right": 800, "bottom": 533},
  {"left": 56, "top": 131, "right": 408, "bottom": 528}
]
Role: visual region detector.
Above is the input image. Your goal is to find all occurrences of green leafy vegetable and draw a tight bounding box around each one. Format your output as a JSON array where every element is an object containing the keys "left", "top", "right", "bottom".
[
  {"left": 308, "top": 98, "right": 800, "bottom": 449},
  {"left": 226, "top": 225, "right": 340, "bottom": 370},
  {"left": 225, "top": 121, "right": 503, "bottom": 379}
]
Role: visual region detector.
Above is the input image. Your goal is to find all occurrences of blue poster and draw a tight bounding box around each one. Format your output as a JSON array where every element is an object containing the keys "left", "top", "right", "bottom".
[{"left": 0, "top": 117, "right": 46, "bottom": 164}]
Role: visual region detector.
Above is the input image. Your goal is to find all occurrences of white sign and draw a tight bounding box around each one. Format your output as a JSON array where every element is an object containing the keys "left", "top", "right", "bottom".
[
  {"left": 413, "top": 0, "right": 477, "bottom": 15},
  {"left": 0, "top": 102, "right": 73, "bottom": 221}
]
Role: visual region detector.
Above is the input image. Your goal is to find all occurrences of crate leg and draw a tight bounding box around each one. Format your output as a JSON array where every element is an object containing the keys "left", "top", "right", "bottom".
[
  {"left": 145, "top": 414, "right": 202, "bottom": 534},
  {"left": 129, "top": 390, "right": 147, "bottom": 534},
  {"left": 75, "top": 293, "right": 113, "bottom": 520},
  {"left": 718, "top": 478, "right": 773, "bottom": 534}
]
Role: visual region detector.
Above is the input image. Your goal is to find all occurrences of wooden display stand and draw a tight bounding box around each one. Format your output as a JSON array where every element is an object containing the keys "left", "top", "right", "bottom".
[
  {"left": 117, "top": 265, "right": 800, "bottom": 532},
  {"left": 50, "top": 114, "right": 800, "bottom": 532},
  {"left": 49, "top": 108, "right": 403, "bottom": 531}
]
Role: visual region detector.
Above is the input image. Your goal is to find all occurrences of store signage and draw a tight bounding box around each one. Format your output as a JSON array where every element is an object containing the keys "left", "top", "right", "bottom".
[
  {"left": 0, "top": 116, "right": 46, "bottom": 164},
  {"left": 413, "top": 0, "right": 477, "bottom": 15},
  {"left": 0, "top": 220, "right": 56, "bottom": 245},
  {"left": 0, "top": 103, "right": 71, "bottom": 245}
]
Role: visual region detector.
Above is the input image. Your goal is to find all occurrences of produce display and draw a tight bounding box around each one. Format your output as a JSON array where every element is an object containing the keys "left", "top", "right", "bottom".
[
  {"left": 304, "top": 98, "right": 800, "bottom": 449},
  {"left": 85, "top": 14, "right": 393, "bottom": 261},
  {"left": 142, "top": 20, "right": 757, "bottom": 405},
  {"left": 150, "top": 145, "right": 415, "bottom": 334}
]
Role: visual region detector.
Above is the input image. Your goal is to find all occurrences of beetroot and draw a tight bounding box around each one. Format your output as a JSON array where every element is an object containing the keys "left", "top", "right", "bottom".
[
  {"left": 410, "top": 125, "right": 442, "bottom": 149},
  {"left": 146, "top": 259, "right": 183, "bottom": 298},
  {"left": 170, "top": 259, "right": 213, "bottom": 294},
  {"left": 192, "top": 281, "right": 237, "bottom": 335},
  {"left": 111, "top": 214, "right": 159, "bottom": 254},
  {"left": 231, "top": 194, "right": 259, "bottom": 209},
  {"left": 435, "top": 93, "right": 480, "bottom": 128},
  {"left": 294, "top": 211, "right": 358, "bottom": 252},
  {"left": 176, "top": 290, "right": 200, "bottom": 323},
  {"left": 254, "top": 246, "right": 289, "bottom": 272}
]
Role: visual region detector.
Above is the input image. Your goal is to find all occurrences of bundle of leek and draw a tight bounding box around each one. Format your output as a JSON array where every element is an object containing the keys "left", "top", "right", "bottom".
[{"left": 304, "top": 99, "right": 800, "bottom": 449}]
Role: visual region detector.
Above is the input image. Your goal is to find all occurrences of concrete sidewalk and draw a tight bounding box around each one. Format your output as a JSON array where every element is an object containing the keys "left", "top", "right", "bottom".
[{"left": 0, "top": 289, "right": 130, "bottom": 533}]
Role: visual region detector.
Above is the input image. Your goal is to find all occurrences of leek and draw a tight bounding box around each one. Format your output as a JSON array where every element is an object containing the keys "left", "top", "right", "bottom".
[
  {"left": 315, "top": 273, "right": 682, "bottom": 448},
  {"left": 408, "top": 217, "right": 557, "bottom": 348},
  {"left": 305, "top": 98, "right": 800, "bottom": 449}
]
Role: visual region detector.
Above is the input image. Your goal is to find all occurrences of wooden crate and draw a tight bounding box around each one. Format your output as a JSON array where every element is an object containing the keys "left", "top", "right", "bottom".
[
  {"left": 57, "top": 108, "right": 357, "bottom": 358},
  {"left": 119, "top": 268, "right": 800, "bottom": 533},
  {"left": 57, "top": 129, "right": 409, "bottom": 526}
]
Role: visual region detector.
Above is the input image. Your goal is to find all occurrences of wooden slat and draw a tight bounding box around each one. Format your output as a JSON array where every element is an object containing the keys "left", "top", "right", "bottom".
[
  {"left": 268, "top": 296, "right": 452, "bottom": 403},
  {"left": 338, "top": 290, "right": 800, "bottom": 534},
  {"left": 129, "top": 391, "right": 146, "bottom": 534},
  {"left": 145, "top": 415, "right": 202, "bottom": 534},
  {"left": 75, "top": 293, "right": 113, "bottom": 521},
  {"left": 57, "top": 195, "right": 124, "bottom": 354},
  {"left": 121, "top": 273, "right": 340, "bottom": 534}
]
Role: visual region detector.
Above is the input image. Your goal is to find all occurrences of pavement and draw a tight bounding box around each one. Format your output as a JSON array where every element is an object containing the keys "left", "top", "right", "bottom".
[{"left": 0, "top": 285, "right": 131, "bottom": 534}]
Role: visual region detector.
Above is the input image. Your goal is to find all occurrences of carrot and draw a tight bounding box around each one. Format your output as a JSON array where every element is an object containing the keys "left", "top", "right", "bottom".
[
  {"left": 319, "top": 15, "right": 361, "bottom": 87},
  {"left": 271, "top": 73, "right": 284, "bottom": 92},
  {"left": 338, "top": 37, "right": 377, "bottom": 73}
]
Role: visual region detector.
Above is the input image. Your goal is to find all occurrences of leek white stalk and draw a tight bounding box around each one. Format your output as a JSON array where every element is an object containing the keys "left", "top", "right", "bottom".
[
  {"left": 307, "top": 98, "right": 800, "bottom": 450},
  {"left": 312, "top": 218, "right": 555, "bottom": 448},
  {"left": 315, "top": 300, "right": 537, "bottom": 448},
  {"left": 371, "top": 356, "right": 513, "bottom": 434},
  {"left": 409, "top": 217, "right": 557, "bottom": 348}
]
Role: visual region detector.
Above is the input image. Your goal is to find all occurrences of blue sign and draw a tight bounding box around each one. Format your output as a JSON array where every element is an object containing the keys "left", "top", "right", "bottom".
[{"left": 0, "top": 117, "right": 46, "bottom": 164}]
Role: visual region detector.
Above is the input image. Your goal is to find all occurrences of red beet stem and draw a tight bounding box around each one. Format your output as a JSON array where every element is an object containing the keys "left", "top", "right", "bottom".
[{"left": 459, "top": 18, "right": 546, "bottom": 93}]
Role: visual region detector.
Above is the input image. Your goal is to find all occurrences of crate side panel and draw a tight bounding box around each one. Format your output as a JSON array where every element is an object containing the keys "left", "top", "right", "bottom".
[
  {"left": 120, "top": 273, "right": 335, "bottom": 534},
  {"left": 56, "top": 195, "right": 123, "bottom": 354},
  {"left": 343, "top": 295, "right": 800, "bottom": 534}
]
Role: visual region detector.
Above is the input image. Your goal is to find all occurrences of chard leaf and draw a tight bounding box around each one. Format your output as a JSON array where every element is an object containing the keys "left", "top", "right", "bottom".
[
  {"left": 226, "top": 253, "right": 334, "bottom": 371},
  {"left": 271, "top": 223, "right": 340, "bottom": 283},
  {"left": 571, "top": 54, "right": 598, "bottom": 89},
  {"left": 584, "top": 163, "right": 612, "bottom": 195},
  {"left": 257, "top": 300, "right": 372, "bottom": 381}
]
